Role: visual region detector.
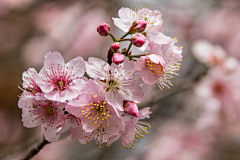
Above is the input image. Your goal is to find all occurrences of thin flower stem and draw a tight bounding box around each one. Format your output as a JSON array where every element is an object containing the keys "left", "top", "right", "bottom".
[
  {"left": 126, "top": 42, "right": 132, "bottom": 54},
  {"left": 120, "top": 32, "right": 130, "bottom": 39},
  {"left": 128, "top": 54, "right": 146, "bottom": 58},
  {"left": 109, "top": 33, "right": 116, "bottom": 42},
  {"left": 118, "top": 38, "right": 132, "bottom": 42},
  {"left": 21, "top": 137, "right": 50, "bottom": 160}
]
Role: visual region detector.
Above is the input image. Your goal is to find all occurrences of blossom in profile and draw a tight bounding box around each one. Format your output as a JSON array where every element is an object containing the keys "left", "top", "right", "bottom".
[
  {"left": 112, "top": 6, "right": 171, "bottom": 51},
  {"left": 66, "top": 79, "right": 125, "bottom": 148},
  {"left": 18, "top": 98, "right": 66, "bottom": 142},
  {"left": 107, "top": 107, "right": 152, "bottom": 149},
  {"left": 56, "top": 112, "right": 81, "bottom": 135},
  {"left": 19, "top": 68, "right": 44, "bottom": 100},
  {"left": 136, "top": 39, "right": 182, "bottom": 89},
  {"left": 85, "top": 57, "right": 144, "bottom": 111},
  {"left": 38, "top": 51, "right": 86, "bottom": 103}
]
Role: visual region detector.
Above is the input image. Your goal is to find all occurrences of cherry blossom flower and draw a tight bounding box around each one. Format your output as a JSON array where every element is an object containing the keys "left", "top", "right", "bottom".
[
  {"left": 19, "top": 68, "right": 44, "bottom": 100},
  {"left": 66, "top": 79, "right": 125, "bottom": 148},
  {"left": 112, "top": 6, "right": 171, "bottom": 51},
  {"left": 18, "top": 98, "right": 66, "bottom": 142},
  {"left": 107, "top": 107, "right": 152, "bottom": 149},
  {"left": 56, "top": 112, "right": 81, "bottom": 135},
  {"left": 191, "top": 40, "right": 227, "bottom": 67},
  {"left": 136, "top": 39, "right": 182, "bottom": 89},
  {"left": 85, "top": 57, "right": 144, "bottom": 111},
  {"left": 38, "top": 51, "right": 86, "bottom": 103}
]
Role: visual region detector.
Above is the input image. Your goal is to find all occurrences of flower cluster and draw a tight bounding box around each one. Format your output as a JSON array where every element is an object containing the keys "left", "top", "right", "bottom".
[
  {"left": 192, "top": 40, "right": 240, "bottom": 136},
  {"left": 18, "top": 5, "right": 183, "bottom": 149}
]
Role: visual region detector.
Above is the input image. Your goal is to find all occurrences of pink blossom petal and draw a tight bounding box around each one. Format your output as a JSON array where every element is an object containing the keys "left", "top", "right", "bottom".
[
  {"left": 85, "top": 57, "right": 109, "bottom": 80},
  {"left": 65, "top": 56, "right": 86, "bottom": 78},
  {"left": 142, "top": 68, "right": 157, "bottom": 85},
  {"left": 44, "top": 51, "right": 65, "bottom": 70},
  {"left": 106, "top": 90, "right": 123, "bottom": 111},
  {"left": 147, "top": 28, "right": 171, "bottom": 45},
  {"left": 135, "top": 56, "right": 147, "bottom": 71},
  {"left": 120, "top": 81, "right": 144, "bottom": 103}
]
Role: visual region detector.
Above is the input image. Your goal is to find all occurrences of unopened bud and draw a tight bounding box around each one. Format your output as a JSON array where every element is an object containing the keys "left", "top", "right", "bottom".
[
  {"left": 129, "top": 19, "right": 147, "bottom": 34},
  {"left": 97, "top": 22, "right": 110, "bottom": 36},
  {"left": 132, "top": 35, "right": 145, "bottom": 47},
  {"left": 111, "top": 42, "right": 120, "bottom": 51},
  {"left": 123, "top": 101, "right": 140, "bottom": 117},
  {"left": 112, "top": 53, "right": 124, "bottom": 65}
]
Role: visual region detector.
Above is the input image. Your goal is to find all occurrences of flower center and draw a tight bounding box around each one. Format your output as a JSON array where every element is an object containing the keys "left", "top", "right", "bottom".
[{"left": 146, "top": 60, "right": 165, "bottom": 75}]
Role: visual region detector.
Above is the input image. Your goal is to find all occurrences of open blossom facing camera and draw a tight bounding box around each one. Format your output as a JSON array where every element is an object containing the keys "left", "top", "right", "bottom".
[
  {"left": 66, "top": 79, "right": 125, "bottom": 147},
  {"left": 17, "top": 5, "right": 183, "bottom": 158},
  {"left": 85, "top": 57, "right": 144, "bottom": 111},
  {"left": 38, "top": 51, "right": 86, "bottom": 103},
  {"left": 18, "top": 98, "right": 66, "bottom": 142}
]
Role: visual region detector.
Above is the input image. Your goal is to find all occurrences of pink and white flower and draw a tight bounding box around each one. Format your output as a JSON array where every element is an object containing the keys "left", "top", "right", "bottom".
[
  {"left": 107, "top": 107, "right": 152, "bottom": 148},
  {"left": 18, "top": 98, "right": 66, "bottom": 142},
  {"left": 85, "top": 57, "right": 144, "bottom": 111},
  {"left": 19, "top": 68, "right": 44, "bottom": 100},
  {"left": 38, "top": 51, "right": 86, "bottom": 103},
  {"left": 66, "top": 79, "right": 125, "bottom": 147},
  {"left": 136, "top": 39, "right": 182, "bottom": 89},
  {"left": 113, "top": 6, "right": 171, "bottom": 51},
  {"left": 56, "top": 113, "right": 81, "bottom": 135}
]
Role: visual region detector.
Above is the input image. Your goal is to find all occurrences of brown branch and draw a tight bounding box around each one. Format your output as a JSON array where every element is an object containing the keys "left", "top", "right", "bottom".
[{"left": 21, "top": 137, "right": 50, "bottom": 160}]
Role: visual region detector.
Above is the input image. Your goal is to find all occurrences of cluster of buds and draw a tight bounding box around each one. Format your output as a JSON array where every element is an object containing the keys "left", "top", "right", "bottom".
[{"left": 18, "top": 5, "right": 183, "bottom": 151}]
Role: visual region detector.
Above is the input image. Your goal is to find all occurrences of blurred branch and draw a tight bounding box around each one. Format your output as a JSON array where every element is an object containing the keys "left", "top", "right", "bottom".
[{"left": 21, "top": 137, "right": 50, "bottom": 160}]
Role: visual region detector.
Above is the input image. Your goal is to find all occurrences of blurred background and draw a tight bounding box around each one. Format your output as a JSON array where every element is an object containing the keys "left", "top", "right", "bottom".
[{"left": 1, "top": 0, "right": 240, "bottom": 159}]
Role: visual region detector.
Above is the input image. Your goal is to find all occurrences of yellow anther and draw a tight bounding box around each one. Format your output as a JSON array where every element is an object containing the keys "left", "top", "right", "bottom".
[
  {"left": 82, "top": 113, "right": 84, "bottom": 115},
  {"left": 90, "top": 93, "right": 93, "bottom": 95},
  {"left": 82, "top": 110, "right": 84, "bottom": 112},
  {"left": 103, "top": 102, "right": 107, "bottom": 104},
  {"left": 81, "top": 106, "right": 83, "bottom": 108},
  {"left": 94, "top": 95, "right": 98, "bottom": 98},
  {"left": 89, "top": 121, "right": 91, "bottom": 123}
]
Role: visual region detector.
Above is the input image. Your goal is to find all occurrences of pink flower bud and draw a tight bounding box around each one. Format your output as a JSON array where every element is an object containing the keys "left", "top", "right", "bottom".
[
  {"left": 112, "top": 53, "right": 124, "bottom": 64},
  {"left": 132, "top": 35, "right": 145, "bottom": 47},
  {"left": 129, "top": 19, "right": 147, "bottom": 34},
  {"left": 97, "top": 22, "right": 110, "bottom": 36},
  {"left": 111, "top": 42, "right": 120, "bottom": 51},
  {"left": 123, "top": 101, "right": 140, "bottom": 117}
]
